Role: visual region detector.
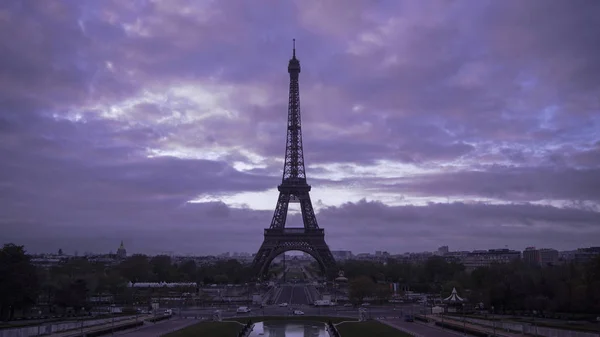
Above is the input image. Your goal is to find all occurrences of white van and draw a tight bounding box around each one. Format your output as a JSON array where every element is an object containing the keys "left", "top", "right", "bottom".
[{"left": 237, "top": 306, "right": 251, "bottom": 313}]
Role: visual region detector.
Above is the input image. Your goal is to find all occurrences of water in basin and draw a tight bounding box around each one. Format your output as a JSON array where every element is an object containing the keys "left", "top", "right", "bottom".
[{"left": 248, "top": 320, "right": 329, "bottom": 337}]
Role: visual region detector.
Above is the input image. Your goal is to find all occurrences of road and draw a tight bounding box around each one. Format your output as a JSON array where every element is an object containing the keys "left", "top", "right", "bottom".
[
  {"left": 273, "top": 285, "right": 311, "bottom": 305},
  {"left": 179, "top": 303, "right": 425, "bottom": 320}
]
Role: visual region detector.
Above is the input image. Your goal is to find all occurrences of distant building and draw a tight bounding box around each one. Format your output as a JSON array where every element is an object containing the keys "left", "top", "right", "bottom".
[
  {"left": 116, "top": 241, "right": 127, "bottom": 259},
  {"left": 523, "top": 247, "right": 558, "bottom": 266},
  {"left": 539, "top": 248, "right": 559, "bottom": 266},
  {"left": 443, "top": 251, "right": 469, "bottom": 264},
  {"left": 437, "top": 246, "right": 449, "bottom": 256},
  {"left": 331, "top": 250, "right": 353, "bottom": 260},
  {"left": 523, "top": 247, "right": 540, "bottom": 265},
  {"left": 463, "top": 249, "right": 520, "bottom": 270},
  {"left": 574, "top": 247, "right": 600, "bottom": 263},
  {"left": 30, "top": 255, "right": 65, "bottom": 269},
  {"left": 559, "top": 250, "right": 577, "bottom": 262}
]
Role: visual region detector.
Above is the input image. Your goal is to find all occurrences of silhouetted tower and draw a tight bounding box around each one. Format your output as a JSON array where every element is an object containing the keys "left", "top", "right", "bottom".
[{"left": 251, "top": 40, "right": 336, "bottom": 279}]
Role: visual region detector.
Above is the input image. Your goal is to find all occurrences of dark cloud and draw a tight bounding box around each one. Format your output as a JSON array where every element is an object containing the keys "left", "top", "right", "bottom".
[
  {"left": 5, "top": 200, "right": 598, "bottom": 255},
  {"left": 319, "top": 200, "right": 600, "bottom": 252},
  {"left": 383, "top": 167, "right": 600, "bottom": 202},
  {"left": 1, "top": 0, "right": 599, "bottom": 254}
]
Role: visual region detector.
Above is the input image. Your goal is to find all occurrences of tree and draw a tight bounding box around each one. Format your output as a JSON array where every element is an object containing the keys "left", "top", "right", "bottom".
[
  {"left": 178, "top": 260, "right": 197, "bottom": 281},
  {"left": 349, "top": 276, "right": 375, "bottom": 304},
  {"left": 374, "top": 283, "right": 392, "bottom": 303},
  {"left": 150, "top": 255, "right": 175, "bottom": 282},
  {"left": 0, "top": 244, "right": 40, "bottom": 320},
  {"left": 55, "top": 279, "right": 88, "bottom": 312},
  {"left": 214, "top": 274, "right": 229, "bottom": 284},
  {"left": 118, "top": 254, "right": 152, "bottom": 283}
]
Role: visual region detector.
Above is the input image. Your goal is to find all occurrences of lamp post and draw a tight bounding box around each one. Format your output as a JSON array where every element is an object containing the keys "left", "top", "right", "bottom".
[
  {"left": 462, "top": 305, "right": 466, "bottom": 337},
  {"left": 441, "top": 311, "right": 444, "bottom": 330},
  {"left": 282, "top": 254, "right": 286, "bottom": 283},
  {"left": 111, "top": 301, "right": 115, "bottom": 335},
  {"left": 80, "top": 311, "right": 84, "bottom": 336}
]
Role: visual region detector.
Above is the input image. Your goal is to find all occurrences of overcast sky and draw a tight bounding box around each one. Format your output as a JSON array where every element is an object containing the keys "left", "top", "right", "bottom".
[{"left": 1, "top": 0, "right": 599, "bottom": 256}]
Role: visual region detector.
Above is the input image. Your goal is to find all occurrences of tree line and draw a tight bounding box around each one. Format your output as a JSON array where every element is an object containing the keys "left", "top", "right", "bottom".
[
  {"left": 0, "top": 244, "right": 253, "bottom": 320},
  {"left": 2, "top": 242, "right": 599, "bottom": 320},
  {"left": 345, "top": 256, "right": 600, "bottom": 316}
]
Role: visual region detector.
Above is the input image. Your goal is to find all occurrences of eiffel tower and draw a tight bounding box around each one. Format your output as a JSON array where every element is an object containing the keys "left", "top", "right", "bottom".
[{"left": 251, "top": 40, "right": 336, "bottom": 280}]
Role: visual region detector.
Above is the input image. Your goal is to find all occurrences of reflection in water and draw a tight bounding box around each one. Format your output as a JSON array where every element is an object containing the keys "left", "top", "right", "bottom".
[{"left": 249, "top": 321, "right": 329, "bottom": 337}]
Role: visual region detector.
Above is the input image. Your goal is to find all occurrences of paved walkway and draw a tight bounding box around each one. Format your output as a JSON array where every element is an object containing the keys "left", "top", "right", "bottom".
[
  {"left": 49, "top": 315, "right": 153, "bottom": 337},
  {"left": 117, "top": 318, "right": 201, "bottom": 337},
  {"left": 424, "top": 315, "right": 524, "bottom": 337},
  {"left": 381, "top": 319, "right": 464, "bottom": 337}
]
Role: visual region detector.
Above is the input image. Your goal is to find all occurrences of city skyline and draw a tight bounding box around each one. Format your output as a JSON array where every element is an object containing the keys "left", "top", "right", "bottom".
[
  {"left": 30, "top": 243, "right": 588, "bottom": 258},
  {"left": 2, "top": 1, "right": 600, "bottom": 255}
]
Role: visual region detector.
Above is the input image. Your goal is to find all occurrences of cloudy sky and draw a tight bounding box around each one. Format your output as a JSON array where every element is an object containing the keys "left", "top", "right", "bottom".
[{"left": 1, "top": 0, "right": 599, "bottom": 256}]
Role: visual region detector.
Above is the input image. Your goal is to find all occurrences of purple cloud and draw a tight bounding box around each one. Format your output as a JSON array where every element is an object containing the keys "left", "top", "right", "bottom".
[{"left": 1, "top": 0, "right": 599, "bottom": 255}]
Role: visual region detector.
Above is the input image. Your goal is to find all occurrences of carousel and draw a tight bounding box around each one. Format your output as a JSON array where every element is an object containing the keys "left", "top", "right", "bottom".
[
  {"left": 443, "top": 287, "right": 465, "bottom": 313},
  {"left": 334, "top": 270, "right": 348, "bottom": 283},
  {"left": 333, "top": 271, "right": 348, "bottom": 304}
]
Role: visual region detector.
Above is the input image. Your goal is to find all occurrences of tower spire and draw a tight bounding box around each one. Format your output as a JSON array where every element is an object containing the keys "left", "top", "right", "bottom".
[{"left": 284, "top": 39, "right": 304, "bottom": 181}]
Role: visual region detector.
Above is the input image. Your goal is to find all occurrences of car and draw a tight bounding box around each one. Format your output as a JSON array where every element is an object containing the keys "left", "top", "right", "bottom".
[
  {"left": 237, "top": 306, "right": 251, "bottom": 313},
  {"left": 404, "top": 315, "right": 414, "bottom": 322},
  {"left": 279, "top": 303, "right": 288, "bottom": 307},
  {"left": 343, "top": 303, "right": 353, "bottom": 307},
  {"left": 293, "top": 310, "right": 304, "bottom": 315}
]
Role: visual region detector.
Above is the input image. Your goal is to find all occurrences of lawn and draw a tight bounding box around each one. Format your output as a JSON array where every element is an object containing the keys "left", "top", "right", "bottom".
[
  {"left": 337, "top": 321, "right": 413, "bottom": 337},
  {"left": 162, "top": 321, "right": 241, "bottom": 337}
]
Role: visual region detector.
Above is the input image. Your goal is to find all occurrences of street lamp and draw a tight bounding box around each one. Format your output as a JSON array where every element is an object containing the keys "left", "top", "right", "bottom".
[{"left": 111, "top": 301, "right": 115, "bottom": 336}]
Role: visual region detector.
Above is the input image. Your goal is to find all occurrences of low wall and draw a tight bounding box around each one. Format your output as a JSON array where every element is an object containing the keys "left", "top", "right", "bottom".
[
  {"left": 326, "top": 321, "right": 340, "bottom": 337},
  {"left": 458, "top": 316, "right": 599, "bottom": 337},
  {"left": 0, "top": 315, "right": 139, "bottom": 337}
]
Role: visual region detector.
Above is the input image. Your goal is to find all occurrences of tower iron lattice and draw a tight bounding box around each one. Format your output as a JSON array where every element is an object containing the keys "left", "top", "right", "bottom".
[{"left": 251, "top": 40, "right": 336, "bottom": 279}]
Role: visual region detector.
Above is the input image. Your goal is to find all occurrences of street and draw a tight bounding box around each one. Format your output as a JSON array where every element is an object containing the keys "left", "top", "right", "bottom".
[
  {"left": 178, "top": 302, "right": 429, "bottom": 321},
  {"left": 273, "top": 285, "right": 312, "bottom": 305}
]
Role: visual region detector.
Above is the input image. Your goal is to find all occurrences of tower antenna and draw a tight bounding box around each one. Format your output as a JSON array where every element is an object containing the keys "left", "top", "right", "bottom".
[{"left": 293, "top": 38, "right": 296, "bottom": 58}]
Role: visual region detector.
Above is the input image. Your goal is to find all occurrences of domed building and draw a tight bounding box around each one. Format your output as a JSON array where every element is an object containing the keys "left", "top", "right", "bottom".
[{"left": 116, "top": 241, "right": 127, "bottom": 259}]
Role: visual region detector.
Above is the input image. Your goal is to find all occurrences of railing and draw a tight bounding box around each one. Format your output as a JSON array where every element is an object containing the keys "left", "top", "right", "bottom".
[
  {"left": 326, "top": 320, "right": 341, "bottom": 337},
  {"left": 236, "top": 320, "right": 253, "bottom": 337}
]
